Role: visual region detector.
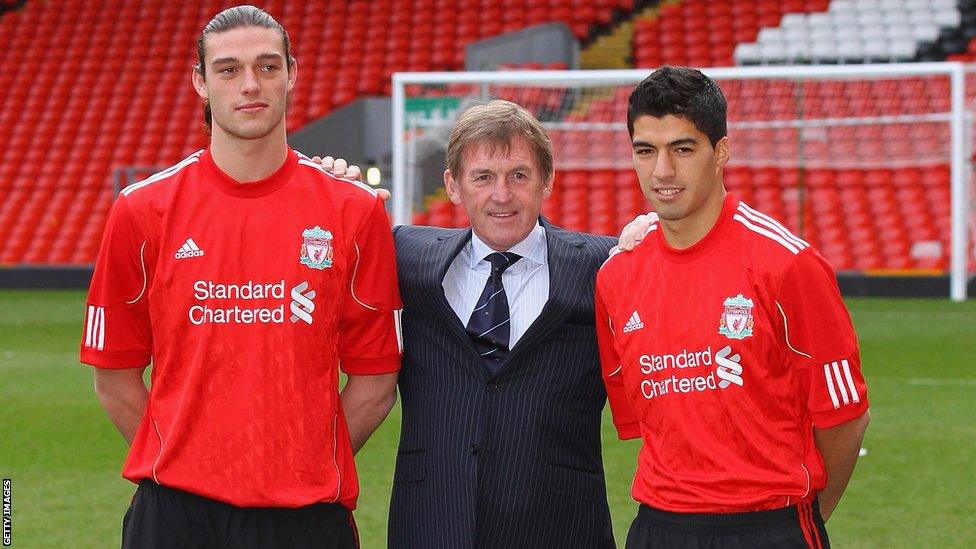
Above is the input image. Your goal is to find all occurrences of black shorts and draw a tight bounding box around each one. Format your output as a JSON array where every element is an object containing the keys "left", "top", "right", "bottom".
[
  {"left": 625, "top": 500, "right": 829, "bottom": 549},
  {"left": 121, "top": 480, "right": 358, "bottom": 549}
]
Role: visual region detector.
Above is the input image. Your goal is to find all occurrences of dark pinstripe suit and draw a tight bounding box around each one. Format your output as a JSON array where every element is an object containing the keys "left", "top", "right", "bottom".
[{"left": 388, "top": 220, "right": 616, "bottom": 549}]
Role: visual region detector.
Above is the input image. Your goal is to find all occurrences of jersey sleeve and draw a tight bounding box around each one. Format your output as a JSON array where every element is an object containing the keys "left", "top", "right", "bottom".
[
  {"left": 595, "top": 276, "right": 641, "bottom": 440},
  {"left": 775, "top": 249, "right": 868, "bottom": 428},
  {"left": 338, "top": 197, "right": 403, "bottom": 375},
  {"left": 80, "top": 196, "right": 153, "bottom": 369}
]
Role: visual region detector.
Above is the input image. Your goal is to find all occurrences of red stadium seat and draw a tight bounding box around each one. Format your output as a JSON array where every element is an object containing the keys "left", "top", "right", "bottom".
[
  {"left": 0, "top": 0, "right": 638, "bottom": 264},
  {"left": 1, "top": 0, "right": 965, "bottom": 275}
]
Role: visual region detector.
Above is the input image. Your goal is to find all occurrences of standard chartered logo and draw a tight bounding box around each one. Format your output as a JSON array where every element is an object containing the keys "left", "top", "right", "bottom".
[
  {"left": 290, "top": 281, "right": 316, "bottom": 324},
  {"left": 637, "top": 345, "right": 746, "bottom": 400},
  {"left": 715, "top": 345, "right": 744, "bottom": 388},
  {"left": 187, "top": 279, "right": 316, "bottom": 325}
]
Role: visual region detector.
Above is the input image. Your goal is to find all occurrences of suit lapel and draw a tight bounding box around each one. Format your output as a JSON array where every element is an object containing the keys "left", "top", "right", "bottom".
[
  {"left": 417, "top": 229, "right": 487, "bottom": 367},
  {"left": 503, "top": 222, "right": 585, "bottom": 367}
]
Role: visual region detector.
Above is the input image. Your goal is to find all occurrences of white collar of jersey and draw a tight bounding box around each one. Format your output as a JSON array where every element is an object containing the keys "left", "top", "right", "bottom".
[{"left": 466, "top": 222, "right": 547, "bottom": 270}]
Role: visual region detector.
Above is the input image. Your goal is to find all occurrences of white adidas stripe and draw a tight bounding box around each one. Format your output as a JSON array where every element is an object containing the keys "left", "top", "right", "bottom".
[
  {"left": 733, "top": 214, "right": 802, "bottom": 255},
  {"left": 85, "top": 305, "right": 95, "bottom": 348},
  {"left": 85, "top": 305, "right": 105, "bottom": 351},
  {"left": 394, "top": 309, "right": 403, "bottom": 353},
  {"left": 824, "top": 363, "right": 841, "bottom": 409},
  {"left": 121, "top": 151, "right": 203, "bottom": 196},
  {"left": 840, "top": 359, "right": 860, "bottom": 403},
  {"left": 295, "top": 155, "right": 378, "bottom": 197},
  {"left": 824, "top": 360, "right": 860, "bottom": 409},
  {"left": 185, "top": 238, "right": 201, "bottom": 251},
  {"left": 97, "top": 306, "right": 105, "bottom": 351},
  {"left": 832, "top": 361, "right": 850, "bottom": 405},
  {"left": 739, "top": 202, "right": 810, "bottom": 248},
  {"left": 737, "top": 202, "right": 809, "bottom": 249}
]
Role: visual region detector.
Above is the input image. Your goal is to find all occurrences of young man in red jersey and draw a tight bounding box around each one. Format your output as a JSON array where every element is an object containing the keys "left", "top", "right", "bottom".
[
  {"left": 597, "top": 66, "right": 870, "bottom": 548},
  {"left": 80, "top": 6, "right": 401, "bottom": 547}
]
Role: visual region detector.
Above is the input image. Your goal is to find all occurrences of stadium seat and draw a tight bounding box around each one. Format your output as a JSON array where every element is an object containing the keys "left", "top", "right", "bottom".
[
  {"left": 1, "top": 0, "right": 970, "bottom": 274},
  {"left": 727, "top": 0, "right": 966, "bottom": 65},
  {"left": 0, "top": 0, "right": 637, "bottom": 265}
]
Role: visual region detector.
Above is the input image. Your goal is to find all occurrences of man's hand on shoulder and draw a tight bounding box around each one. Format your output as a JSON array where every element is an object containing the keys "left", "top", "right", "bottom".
[
  {"left": 309, "top": 155, "right": 391, "bottom": 202},
  {"left": 310, "top": 155, "right": 362, "bottom": 181},
  {"left": 611, "top": 212, "right": 659, "bottom": 254}
]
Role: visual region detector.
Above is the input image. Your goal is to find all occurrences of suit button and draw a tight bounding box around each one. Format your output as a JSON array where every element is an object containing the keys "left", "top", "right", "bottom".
[
  {"left": 486, "top": 383, "right": 499, "bottom": 393},
  {"left": 470, "top": 443, "right": 479, "bottom": 455}
]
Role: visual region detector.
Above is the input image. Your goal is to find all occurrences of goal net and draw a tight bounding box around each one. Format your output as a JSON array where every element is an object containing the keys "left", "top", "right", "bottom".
[{"left": 392, "top": 64, "right": 974, "bottom": 301}]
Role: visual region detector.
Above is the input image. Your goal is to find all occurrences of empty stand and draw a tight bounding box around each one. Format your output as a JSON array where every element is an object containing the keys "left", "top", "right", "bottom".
[
  {"left": 0, "top": 0, "right": 633, "bottom": 265},
  {"left": 633, "top": 0, "right": 831, "bottom": 69},
  {"left": 732, "top": 0, "right": 964, "bottom": 65},
  {"left": 0, "top": 0, "right": 969, "bottom": 274}
]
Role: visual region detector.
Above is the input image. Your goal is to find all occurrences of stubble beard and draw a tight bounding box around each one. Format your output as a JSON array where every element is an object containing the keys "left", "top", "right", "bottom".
[
  {"left": 212, "top": 93, "right": 290, "bottom": 142},
  {"left": 214, "top": 111, "right": 283, "bottom": 141},
  {"left": 653, "top": 204, "right": 686, "bottom": 222}
]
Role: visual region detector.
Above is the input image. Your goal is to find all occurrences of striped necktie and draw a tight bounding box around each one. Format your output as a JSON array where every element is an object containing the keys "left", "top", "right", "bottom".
[{"left": 466, "top": 252, "right": 521, "bottom": 373}]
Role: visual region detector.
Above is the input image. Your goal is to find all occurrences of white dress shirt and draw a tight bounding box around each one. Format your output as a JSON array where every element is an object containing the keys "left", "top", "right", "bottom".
[{"left": 442, "top": 223, "right": 550, "bottom": 348}]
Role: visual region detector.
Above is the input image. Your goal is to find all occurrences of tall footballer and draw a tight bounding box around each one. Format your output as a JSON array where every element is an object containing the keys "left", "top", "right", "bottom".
[{"left": 80, "top": 6, "right": 401, "bottom": 547}]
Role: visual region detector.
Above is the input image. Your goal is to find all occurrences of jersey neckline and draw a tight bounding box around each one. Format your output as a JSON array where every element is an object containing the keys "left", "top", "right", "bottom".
[
  {"left": 200, "top": 147, "right": 298, "bottom": 198},
  {"left": 655, "top": 193, "right": 740, "bottom": 263}
]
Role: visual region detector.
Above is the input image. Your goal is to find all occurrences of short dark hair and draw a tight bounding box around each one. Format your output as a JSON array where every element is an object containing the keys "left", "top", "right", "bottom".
[
  {"left": 195, "top": 5, "right": 292, "bottom": 131},
  {"left": 627, "top": 66, "right": 727, "bottom": 147}
]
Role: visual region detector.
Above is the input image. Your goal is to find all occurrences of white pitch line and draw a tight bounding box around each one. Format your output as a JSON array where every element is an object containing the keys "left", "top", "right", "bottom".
[{"left": 908, "top": 378, "right": 976, "bottom": 387}]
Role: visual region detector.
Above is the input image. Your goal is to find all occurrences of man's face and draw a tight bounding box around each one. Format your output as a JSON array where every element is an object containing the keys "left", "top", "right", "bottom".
[
  {"left": 630, "top": 114, "right": 729, "bottom": 224},
  {"left": 445, "top": 137, "right": 553, "bottom": 252},
  {"left": 192, "top": 26, "right": 296, "bottom": 142}
]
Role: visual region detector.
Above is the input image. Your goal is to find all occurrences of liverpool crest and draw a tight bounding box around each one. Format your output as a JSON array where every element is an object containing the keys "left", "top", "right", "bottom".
[
  {"left": 718, "top": 294, "right": 754, "bottom": 340},
  {"left": 300, "top": 226, "right": 334, "bottom": 270}
]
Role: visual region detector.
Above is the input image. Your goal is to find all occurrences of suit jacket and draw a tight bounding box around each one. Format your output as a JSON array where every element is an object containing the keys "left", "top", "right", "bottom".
[{"left": 388, "top": 221, "right": 617, "bottom": 549}]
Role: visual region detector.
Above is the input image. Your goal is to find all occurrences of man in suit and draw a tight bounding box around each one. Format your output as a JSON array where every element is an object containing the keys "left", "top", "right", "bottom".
[{"left": 388, "top": 100, "right": 617, "bottom": 548}]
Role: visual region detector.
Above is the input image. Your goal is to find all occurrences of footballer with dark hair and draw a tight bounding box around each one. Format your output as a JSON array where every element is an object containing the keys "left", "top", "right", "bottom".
[{"left": 599, "top": 66, "right": 870, "bottom": 548}]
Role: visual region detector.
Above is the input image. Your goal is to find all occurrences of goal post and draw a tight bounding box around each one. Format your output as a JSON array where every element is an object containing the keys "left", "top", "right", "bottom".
[{"left": 392, "top": 63, "right": 972, "bottom": 301}]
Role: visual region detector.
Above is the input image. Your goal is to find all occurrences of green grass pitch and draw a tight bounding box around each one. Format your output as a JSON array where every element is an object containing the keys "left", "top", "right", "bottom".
[{"left": 1, "top": 290, "right": 974, "bottom": 547}]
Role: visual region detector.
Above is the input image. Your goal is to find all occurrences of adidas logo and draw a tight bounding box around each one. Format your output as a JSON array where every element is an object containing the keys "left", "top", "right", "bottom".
[
  {"left": 622, "top": 310, "right": 645, "bottom": 333},
  {"left": 174, "top": 238, "right": 205, "bottom": 259}
]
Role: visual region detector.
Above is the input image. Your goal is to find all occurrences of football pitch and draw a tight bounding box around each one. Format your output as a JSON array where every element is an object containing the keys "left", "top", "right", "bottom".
[{"left": 0, "top": 289, "right": 974, "bottom": 548}]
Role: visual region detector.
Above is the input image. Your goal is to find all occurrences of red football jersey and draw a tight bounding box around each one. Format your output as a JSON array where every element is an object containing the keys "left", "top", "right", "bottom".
[
  {"left": 80, "top": 148, "right": 403, "bottom": 509},
  {"left": 596, "top": 194, "right": 868, "bottom": 513}
]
